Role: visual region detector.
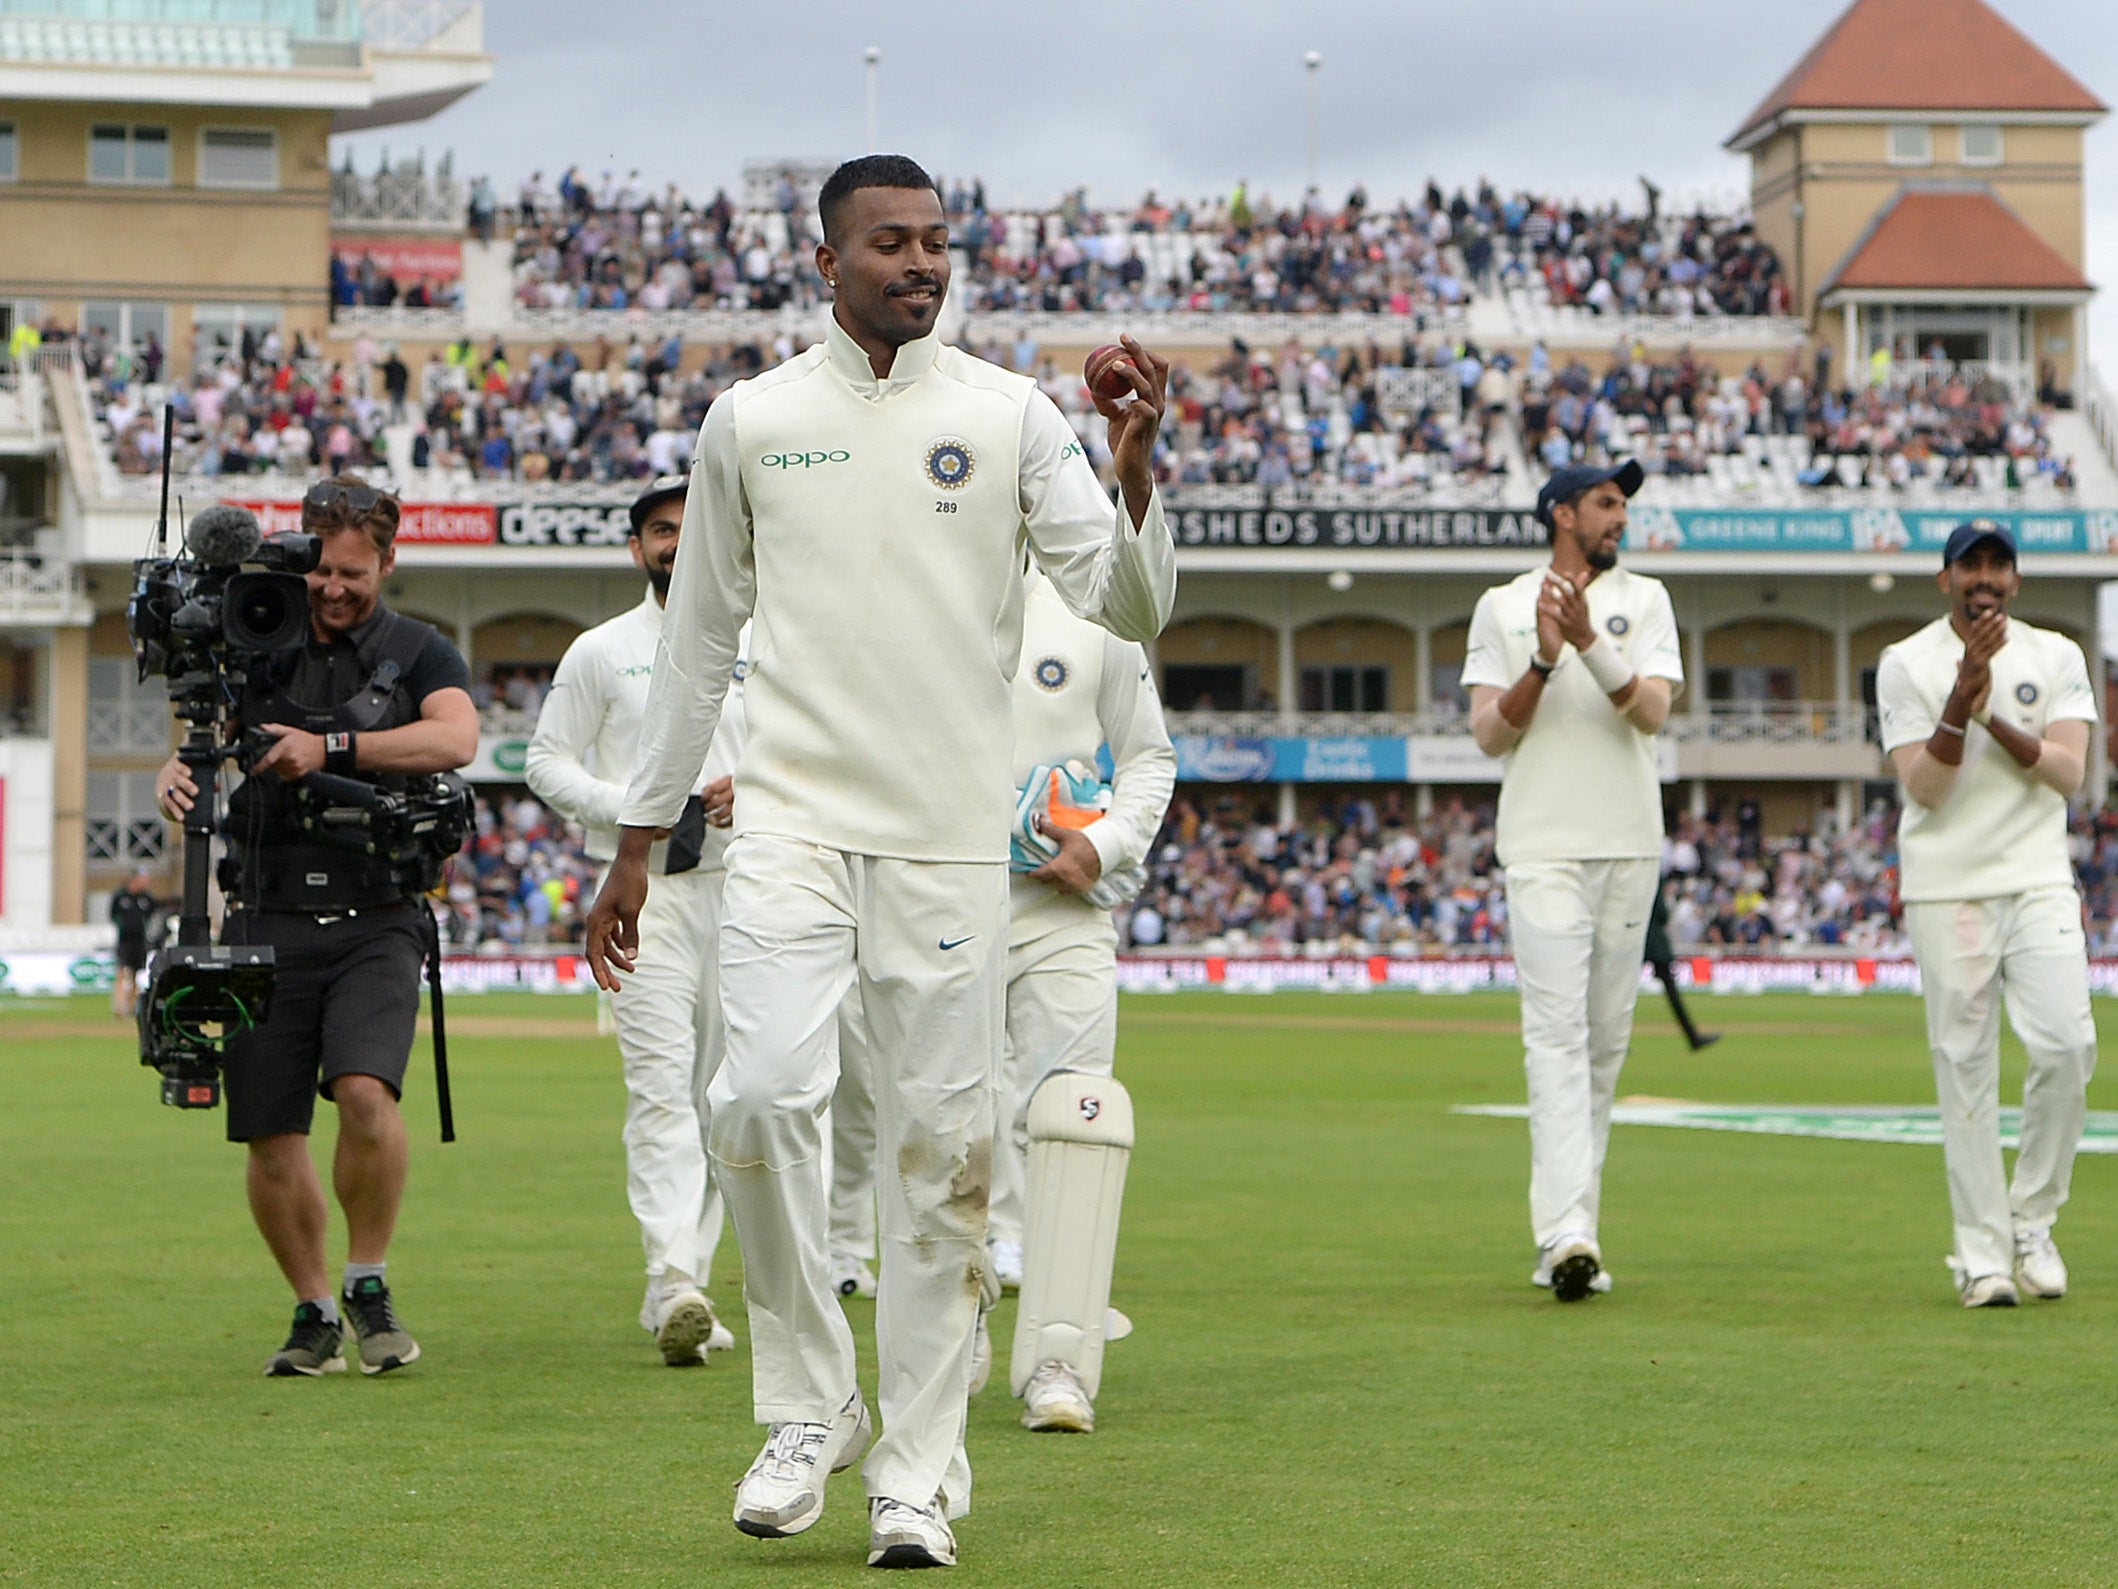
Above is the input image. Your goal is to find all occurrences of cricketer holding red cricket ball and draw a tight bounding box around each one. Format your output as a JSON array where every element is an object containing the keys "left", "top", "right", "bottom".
[{"left": 585, "top": 154, "right": 1175, "bottom": 1571}]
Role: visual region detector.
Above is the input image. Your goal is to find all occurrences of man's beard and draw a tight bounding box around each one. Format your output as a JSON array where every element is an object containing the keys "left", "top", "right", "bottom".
[
  {"left": 648, "top": 563, "right": 674, "bottom": 597},
  {"left": 1586, "top": 545, "right": 1620, "bottom": 572}
]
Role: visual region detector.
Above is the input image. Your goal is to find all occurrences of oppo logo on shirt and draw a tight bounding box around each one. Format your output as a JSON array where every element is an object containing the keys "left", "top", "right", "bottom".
[
  {"left": 615, "top": 664, "right": 652, "bottom": 677},
  {"left": 761, "top": 450, "right": 852, "bottom": 470}
]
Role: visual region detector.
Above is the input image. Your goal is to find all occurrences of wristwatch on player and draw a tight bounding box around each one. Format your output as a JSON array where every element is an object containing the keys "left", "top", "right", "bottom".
[{"left": 1528, "top": 655, "right": 1558, "bottom": 680}]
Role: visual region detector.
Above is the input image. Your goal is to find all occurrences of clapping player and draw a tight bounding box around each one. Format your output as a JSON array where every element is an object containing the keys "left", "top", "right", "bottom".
[{"left": 1875, "top": 520, "right": 2100, "bottom": 1308}]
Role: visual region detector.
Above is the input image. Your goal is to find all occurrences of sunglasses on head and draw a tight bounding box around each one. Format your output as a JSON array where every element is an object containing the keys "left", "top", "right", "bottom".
[{"left": 303, "top": 481, "right": 399, "bottom": 518}]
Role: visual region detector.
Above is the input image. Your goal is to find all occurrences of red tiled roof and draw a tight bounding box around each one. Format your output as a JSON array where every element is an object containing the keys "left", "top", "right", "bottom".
[
  {"left": 1729, "top": 0, "right": 2104, "bottom": 147},
  {"left": 1823, "top": 189, "right": 2089, "bottom": 294}
]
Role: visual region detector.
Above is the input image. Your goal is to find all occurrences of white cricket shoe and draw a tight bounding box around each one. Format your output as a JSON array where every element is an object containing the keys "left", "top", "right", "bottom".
[
  {"left": 732, "top": 1393, "right": 872, "bottom": 1538},
  {"left": 1021, "top": 1361, "right": 1094, "bottom": 1433},
  {"left": 1948, "top": 1257, "right": 2020, "bottom": 1309},
  {"left": 653, "top": 1287, "right": 720, "bottom": 1367},
  {"left": 705, "top": 1310, "right": 737, "bottom": 1353},
  {"left": 867, "top": 1494, "right": 956, "bottom": 1568},
  {"left": 1533, "top": 1233, "right": 1605, "bottom": 1302},
  {"left": 2014, "top": 1230, "right": 2067, "bottom": 1300},
  {"left": 831, "top": 1253, "right": 879, "bottom": 1299},
  {"left": 967, "top": 1308, "right": 992, "bottom": 1396},
  {"left": 988, "top": 1239, "right": 1024, "bottom": 1292}
]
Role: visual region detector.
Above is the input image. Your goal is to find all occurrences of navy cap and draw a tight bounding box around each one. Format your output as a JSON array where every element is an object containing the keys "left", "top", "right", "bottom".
[
  {"left": 628, "top": 474, "right": 688, "bottom": 536},
  {"left": 1941, "top": 518, "right": 2016, "bottom": 567},
  {"left": 1536, "top": 458, "right": 1645, "bottom": 526}
]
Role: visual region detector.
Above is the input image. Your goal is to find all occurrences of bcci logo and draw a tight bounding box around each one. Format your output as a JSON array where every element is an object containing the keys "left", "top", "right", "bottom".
[
  {"left": 1606, "top": 614, "right": 1630, "bottom": 637},
  {"left": 925, "top": 439, "right": 976, "bottom": 490},
  {"left": 2017, "top": 682, "right": 2039, "bottom": 706},
  {"left": 1079, "top": 1097, "right": 1102, "bottom": 1121},
  {"left": 1033, "top": 656, "right": 1070, "bottom": 692}
]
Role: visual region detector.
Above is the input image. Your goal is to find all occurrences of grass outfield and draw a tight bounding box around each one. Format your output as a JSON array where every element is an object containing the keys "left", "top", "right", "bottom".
[{"left": 3, "top": 989, "right": 2115, "bottom": 1587}]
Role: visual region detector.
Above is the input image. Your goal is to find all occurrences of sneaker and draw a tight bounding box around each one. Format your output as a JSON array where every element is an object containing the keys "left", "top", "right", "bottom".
[
  {"left": 1021, "top": 1360, "right": 1094, "bottom": 1433},
  {"left": 264, "top": 1302, "right": 346, "bottom": 1377},
  {"left": 1948, "top": 1257, "right": 2020, "bottom": 1309},
  {"left": 706, "top": 1314, "right": 737, "bottom": 1353},
  {"left": 733, "top": 1393, "right": 872, "bottom": 1539},
  {"left": 988, "top": 1239, "right": 1024, "bottom": 1292},
  {"left": 967, "top": 1308, "right": 991, "bottom": 1396},
  {"left": 654, "top": 1287, "right": 718, "bottom": 1367},
  {"left": 341, "top": 1275, "right": 421, "bottom": 1374},
  {"left": 867, "top": 1494, "right": 956, "bottom": 1569},
  {"left": 2015, "top": 1229, "right": 2067, "bottom": 1300},
  {"left": 831, "top": 1253, "right": 879, "bottom": 1299},
  {"left": 1534, "top": 1234, "right": 1604, "bottom": 1302}
]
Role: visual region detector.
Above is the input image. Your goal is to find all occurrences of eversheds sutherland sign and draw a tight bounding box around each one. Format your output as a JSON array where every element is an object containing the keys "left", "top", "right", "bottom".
[{"left": 1171, "top": 507, "right": 1550, "bottom": 549}]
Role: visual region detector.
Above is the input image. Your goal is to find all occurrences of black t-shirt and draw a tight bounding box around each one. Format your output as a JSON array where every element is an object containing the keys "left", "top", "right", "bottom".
[
  {"left": 272, "top": 609, "right": 471, "bottom": 716},
  {"left": 110, "top": 888, "right": 157, "bottom": 942}
]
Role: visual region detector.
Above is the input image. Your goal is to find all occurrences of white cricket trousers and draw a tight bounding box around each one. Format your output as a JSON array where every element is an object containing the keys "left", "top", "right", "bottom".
[
  {"left": 987, "top": 904, "right": 1120, "bottom": 1248},
  {"left": 1905, "top": 887, "right": 2098, "bottom": 1280},
  {"left": 827, "top": 986, "right": 878, "bottom": 1263},
  {"left": 605, "top": 862, "right": 726, "bottom": 1288},
  {"left": 710, "top": 833, "right": 1005, "bottom": 1518},
  {"left": 1504, "top": 857, "right": 1660, "bottom": 1250}
]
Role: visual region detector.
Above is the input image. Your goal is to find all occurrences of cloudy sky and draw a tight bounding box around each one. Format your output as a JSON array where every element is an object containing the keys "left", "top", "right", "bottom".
[{"left": 340, "top": 0, "right": 2118, "bottom": 347}]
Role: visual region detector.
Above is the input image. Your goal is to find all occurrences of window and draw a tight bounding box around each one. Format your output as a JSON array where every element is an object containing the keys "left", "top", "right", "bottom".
[
  {"left": 81, "top": 301, "right": 169, "bottom": 353},
  {"left": 0, "top": 122, "right": 16, "bottom": 183},
  {"left": 200, "top": 127, "right": 278, "bottom": 189},
  {"left": 1162, "top": 665, "right": 1250, "bottom": 713},
  {"left": 1960, "top": 124, "right": 2004, "bottom": 166},
  {"left": 1705, "top": 666, "right": 1798, "bottom": 709},
  {"left": 191, "top": 303, "right": 283, "bottom": 366},
  {"left": 1888, "top": 124, "right": 1933, "bottom": 166},
  {"left": 87, "top": 659, "right": 171, "bottom": 754},
  {"left": 89, "top": 124, "right": 170, "bottom": 185},
  {"left": 86, "top": 769, "right": 167, "bottom": 866},
  {"left": 1298, "top": 665, "right": 1389, "bottom": 713}
]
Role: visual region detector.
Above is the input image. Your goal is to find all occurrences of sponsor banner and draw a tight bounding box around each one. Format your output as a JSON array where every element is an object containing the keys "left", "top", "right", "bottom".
[
  {"left": 1626, "top": 506, "right": 2118, "bottom": 556},
  {"left": 1172, "top": 506, "right": 1550, "bottom": 551},
  {"left": 331, "top": 239, "right": 464, "bottom": 281},
  {"left": 227, "top": 498, "right": 498, "bottom": 545},
  {"left": 1453, "top": 1103, "right": 2118, "bottom": 1155},
  {"left": 467, "top": 735, "right": 531, "bottom": 783},
  {"left": 1114, "top": 955, "right": 2118, "bottom": 996},
  {"left": 1171, "top": 735, "right": 1408, "bottom": 783},
  {"left": 497, "top": 501, "right": 635, "bottom": 548}
]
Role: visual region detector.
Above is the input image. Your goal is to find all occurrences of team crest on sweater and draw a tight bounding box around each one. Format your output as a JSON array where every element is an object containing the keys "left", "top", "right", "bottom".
[
  {"left": 925, "top": 438, "right": 976, "bottom": 490},
  {"left": 2017, "top": 681, "right": 2039, "bottom": 705},
  {"left": 1032, "top": 655, "right": 1070, "bottom": 692}
]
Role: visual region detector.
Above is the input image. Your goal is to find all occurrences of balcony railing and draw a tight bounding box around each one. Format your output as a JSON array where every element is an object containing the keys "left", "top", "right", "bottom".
[
  {"left": 0, "top": 550, "right": 85, "bottom": 621},
  {"left": 1164, "top": 703, "right": 1874, "bottom": 746}
]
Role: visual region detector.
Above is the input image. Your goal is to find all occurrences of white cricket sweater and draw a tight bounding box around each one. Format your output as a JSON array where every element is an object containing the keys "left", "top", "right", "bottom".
[
  {"left": 1010, "top": 564, "right": 1177, "bottom": 935},
  {"left": 523, "top": 593, "right": 748, "bottom": 867},
  {"left": 620, "top": 317, "right": 1176, "bottom": 863}
]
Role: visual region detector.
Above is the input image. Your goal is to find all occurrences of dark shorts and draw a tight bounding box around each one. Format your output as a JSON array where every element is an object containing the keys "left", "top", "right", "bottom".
[
  {"left": 219, "top": 904, "right": 428, "bottom": 1142},
  {"left": 115, "top": 936, "right": 148, "bottom": 972}
]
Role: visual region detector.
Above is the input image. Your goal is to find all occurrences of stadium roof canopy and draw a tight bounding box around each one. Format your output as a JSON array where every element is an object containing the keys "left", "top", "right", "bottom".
[
  {"left": 1726, "top": 0, "right": 2106, "bottom": 152},
  {"left": 1818, "top": 186, "right": 2093, "bottom": 305}
]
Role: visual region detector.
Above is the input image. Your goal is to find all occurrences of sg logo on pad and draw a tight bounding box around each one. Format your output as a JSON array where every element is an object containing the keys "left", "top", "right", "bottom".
[{"left": 1079, "top": 1097, "right": 1102, "bottom": 1121}]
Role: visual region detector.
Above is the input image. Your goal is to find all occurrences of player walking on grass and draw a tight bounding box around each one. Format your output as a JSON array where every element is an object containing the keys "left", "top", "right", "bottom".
[
  {"left": 584, "top": 155, "right": 1174, "bottom": 1571},
  {"left": 526, "top": 476, "right": 743, "bottom": 1365},
  {"left": 1875, "top": 520, "right": 2099, "bottom": 1309},
  {"left": 1465, "top": 459, "right": 1682, "bottom": 1302}
]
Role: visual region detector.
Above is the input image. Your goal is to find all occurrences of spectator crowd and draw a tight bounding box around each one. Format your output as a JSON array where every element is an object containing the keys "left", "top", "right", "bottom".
[{"left": 417, "top": 785, "right": 2118, "bottom": 959}]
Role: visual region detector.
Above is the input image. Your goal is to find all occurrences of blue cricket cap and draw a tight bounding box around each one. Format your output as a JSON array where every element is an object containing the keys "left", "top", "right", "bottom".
[
  {"left": 1941, "top": 518, "right": 2016, "bottom": 567},
  {"left": 1535, "top": 458, "right": 1645, "bottom": 526}
]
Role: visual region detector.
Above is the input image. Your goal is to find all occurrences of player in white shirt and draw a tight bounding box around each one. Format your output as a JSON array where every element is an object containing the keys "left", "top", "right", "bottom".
[
  {"left": 1463, "top": 460, "right": 1683, "bottom": 1302},
  {"left": 525, "top": 477, "right": 746, "bottom": 1364},
  {"left": 830, "top": 563, "right": 1176, "bottom": 1430},
  {"left": 1874, "top": 520, "right": 2099, "bottom": 1309},
  {"left": 584, "top": 157, "right": 1175, "bottom": 1571}
]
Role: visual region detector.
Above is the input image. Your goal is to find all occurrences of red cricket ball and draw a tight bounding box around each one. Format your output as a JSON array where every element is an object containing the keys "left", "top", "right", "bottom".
[{"left": 1084, "top": 344, "right": 1137, "bottom": 403}]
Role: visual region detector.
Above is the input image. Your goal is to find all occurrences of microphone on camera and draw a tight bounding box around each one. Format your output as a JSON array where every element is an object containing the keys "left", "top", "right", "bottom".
[{"left": 185, "top": 504, "right": 264, "bottom": 567}]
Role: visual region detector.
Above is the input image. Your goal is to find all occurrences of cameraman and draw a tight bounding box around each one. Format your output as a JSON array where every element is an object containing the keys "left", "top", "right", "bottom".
[{"left": 154, "top": 475, "right": 477, "bottom": 1378}]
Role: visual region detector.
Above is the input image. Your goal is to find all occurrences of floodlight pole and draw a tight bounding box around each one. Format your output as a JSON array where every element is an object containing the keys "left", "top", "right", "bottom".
[
  {"left": 865, "top": 48, "right": 881, "bottom": 151},
  {"left": 1304, "top": 51, "right": 1322, "bottom": 197}
]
